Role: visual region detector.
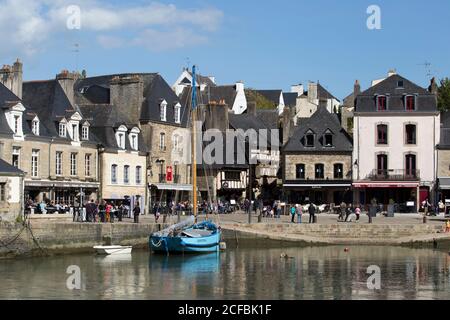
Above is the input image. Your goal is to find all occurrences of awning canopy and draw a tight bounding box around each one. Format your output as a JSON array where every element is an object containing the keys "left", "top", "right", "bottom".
[
  {"left": 353, "top": 182, "right": 419, "bottom": 188},
  {"left": 438, "top": 178, "right": 450, "bottom": 190},
  {"left": 284, "top": 183, "right": 351, "bottom": 188},
  {"left": 25, "top": 180, "right": 100, "bottom": 189},
  {"left": 151, "top": 183, "right": 193, "bottom": 192}
]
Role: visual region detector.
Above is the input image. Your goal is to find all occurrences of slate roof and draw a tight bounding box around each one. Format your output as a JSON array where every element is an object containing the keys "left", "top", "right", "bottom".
[
  {"left": 75, "top": 73, "right": 189, "bottom": 127},
  {"left": 79, "top": 105, "right": 148, "bottom": 153},
  {"left": 255, "top": 109, "right": 279, "bottom": 129},
  {"left": 283, "top": 92, "right": 298, "bottom": 107},
  {"left": 181, "top": 85, "right": 237, "bottom": 110},
  {"left": 256, "top": 90, "right": 282, "bottom": 105},
  {"left": 0, "top": 158, "right": 24, "bottom": 175},
  {"left": 317, "top": 83, "right": 339, "bottom": 101},
  {"left": 186, "top": 71, "right": 216, "bottom": 87},
  {"left": 284, "top": 106, "right": 353, "bottom": 153},
  {"left": 355, "top": 74, "right": 437, "bottom": 113}
]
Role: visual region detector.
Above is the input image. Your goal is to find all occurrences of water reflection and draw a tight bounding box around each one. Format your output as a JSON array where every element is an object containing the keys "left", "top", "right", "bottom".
[{"left": 0, "top": 246, "right": 449, "bottom": 300}]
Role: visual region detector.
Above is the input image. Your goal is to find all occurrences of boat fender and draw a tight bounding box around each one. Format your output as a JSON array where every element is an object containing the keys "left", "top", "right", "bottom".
[{"left": 219, "top": 242, "right": 227, "bottom": 251}]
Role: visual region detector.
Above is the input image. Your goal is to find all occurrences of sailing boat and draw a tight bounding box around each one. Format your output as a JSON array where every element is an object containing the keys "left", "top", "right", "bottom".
[{"left": 149, "top": 65, "right": 222, "bottom": 254}]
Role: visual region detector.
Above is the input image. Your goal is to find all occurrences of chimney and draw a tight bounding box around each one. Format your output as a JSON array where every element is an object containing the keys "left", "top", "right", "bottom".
[
  {"left": 204, "top": 102, "right": 229, "bottom": 132},
  {"left": 354, "top": 80, "right": 361, "bottom": 97},
  {"left": 109, "top": 75, "right": 144, "bottom": 124},
  {"left": 56, "top": 70, "right": 75, "bottom": 106},
  {"left": 247, "top": 101, "right": 257, "bottom": 116},
  {"left": 291, "top": 84, "right": 304, "bottom": 97},
  {"left": 12, "top": 59, "right": 23, "bottom": 99},
  {"left": 388, "top": 69, "right": 397, "bottom": 77},
  {"left": 235, "top": 81, "right": 244, "bottom": 92},
  {"left": 308, "top": 82, "right": 318, "bottom": 102},
  {"left": 208, "top": 76, "right": 216, "bottom": 85},
  {"left": 429, "top": 77, "right": 438, "bottom": 95}
]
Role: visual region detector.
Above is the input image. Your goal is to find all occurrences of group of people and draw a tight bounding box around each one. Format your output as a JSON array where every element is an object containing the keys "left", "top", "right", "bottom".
[
  {"left": 81, "top": 200, "right": 141, "bottom": 224},
  {"left": 337, "top": 202, "right": 362, "bottom": 222}
]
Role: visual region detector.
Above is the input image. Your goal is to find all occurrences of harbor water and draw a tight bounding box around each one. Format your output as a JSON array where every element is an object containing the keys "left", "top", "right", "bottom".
[{"left": 0, "top": 246, "right": 449, "bottom": 300}]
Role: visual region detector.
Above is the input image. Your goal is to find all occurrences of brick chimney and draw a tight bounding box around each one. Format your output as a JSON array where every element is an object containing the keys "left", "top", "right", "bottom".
[
  {"left": 109, "top": 75, "right": 144, "bottom": 124},
  {"left": 429, "top": 77, "right": 438, "bottom": 95},
  {"left": 308, "top": 82, "right": 318, "bottom": 102},
  {"left": 56, "top": 69, "right": 76, "bottom": 106},
  {"left": 247, "top": 101, "right": 257, "bottom": 116},
  {"left": 291, "top": 84, "right": 304, "bottom": 97},
  {"left": 204, "top": 102, "right": 229, "bottom": 132}
]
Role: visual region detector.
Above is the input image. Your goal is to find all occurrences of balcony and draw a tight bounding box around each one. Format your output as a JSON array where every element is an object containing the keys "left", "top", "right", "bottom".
[
  {"left": 367, "top": 169, "right": 420, "bottom": 181},
  {"left": 159, "top": 174, "right": 167, "bottom": 183}
]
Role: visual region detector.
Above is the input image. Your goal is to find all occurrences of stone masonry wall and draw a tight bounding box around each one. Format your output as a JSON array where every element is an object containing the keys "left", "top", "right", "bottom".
[{"left": 285, "top": 153, "right": 352, "bottom": 180}]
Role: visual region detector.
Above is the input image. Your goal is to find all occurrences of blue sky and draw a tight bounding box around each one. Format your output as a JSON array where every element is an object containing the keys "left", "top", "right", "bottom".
[{"left": 1, "top": 0, "right": 450, "bottom": 99}]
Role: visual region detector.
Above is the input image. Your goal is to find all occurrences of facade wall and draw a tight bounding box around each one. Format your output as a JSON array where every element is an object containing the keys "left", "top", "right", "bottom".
[
  {"left": 0, "top": 175, "right": 23, "bottom": 221},
  {"left": 437, "top": 149, "right": 450, "bottom": 178},
  {"left": 353, "top": 114, "right": 440, "bottom": 185},
  {"left": 285, "top": 153, "right": 352, "bottom": 181}
]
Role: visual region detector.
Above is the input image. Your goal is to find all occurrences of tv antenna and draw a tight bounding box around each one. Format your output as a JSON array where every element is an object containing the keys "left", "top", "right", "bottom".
[
  {"left": 72, "top": 43, "right": 80, "bottom": 72},
  {"left": 417, "top": 61, "right": 432, "bottom": 78}
]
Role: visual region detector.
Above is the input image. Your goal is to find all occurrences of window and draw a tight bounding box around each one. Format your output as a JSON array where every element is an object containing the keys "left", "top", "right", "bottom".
[
  {"left": 59, "top": 122, "right": 67, "bottom": 137},
  {"left": 0, "top": 183, "right": 5, "bottom": 202},
  {"left": 334, "top": 164, "right": 344, "bottom": 179},
  {"left": 225, "top": 171, "right": 241, "bottom": 181},
  {"left": 85, "top": 154, "right": 91, "bottom": 177},
  {"left": 315, "top": 164, "right": 324, "bottom": 179},
  {"left": 14, "top": 115, "right": 20, "bottom": 134},
  {"left": 70, "top": 153, "right": 77, "bottom": 176},
  {"left": 405, "top": 154, "right": 417, "bottom": 177},
  {"left": 160, "top": 133, "right": 166, "bottom": 151},
  {"left": 72, "top": 124, "right": 79, "bottom": 141},
  {"left": 136, "top": 166, "right": 142, "bottom": 185},
  {"left": 111, "top": 165, "right": 118, "bottom": 184},
  {"left": 377, "top": 124, "right": 388, "bottom": 145},
  {"left": 296, "top": 164, "right": 305, "bottom": 179},
  {"left": 32, "top": 120, "right": 39, "bottom": 136},
  {"left": 118, "top": 133, "right": 125, "bottom": 149},
  {"left": 82, "top": 126, "right": 89, "bottom": 140},
  {"left": 405, "top": 124, "right": 417, "bottom": 145},
  {"left": 55, "top": 152, "right": 63, "bottom": 176},
  {"left": 31, "top": 150, "right": 39, "bottom": 178},
  {"left": 174, "top": 104, "right": 181, "bottom": 124},
  {"left": 130, "top": 134, "right": 138, "bottom": 150},
  {"left": 377, "top": 154, "right": 388, "bottom": 175},
  {"left": 306, "top": 133, "right": 314, "bottom": 147},
  {"left": 160, "top": 101, "right": 167, "bottom": 121},
  {"left": 173, "top": 134, "right": 183, "bottom": 152},
  {"left": 124, "top": 165, "right": 130, "bottom": 184},
  {"left": 377, "top": 95, "right": 387, "bottom": 111},
  {"left": 397, "top": 80, "right": 404, "bottom": 88},
  {"left": 12, "top": 147, "right": 20, "bottom": 168},
  {"left": 324, "top": 134, "right": 333, "bottom": 147},
  {"left": 405, "top": 95, "right": 416, "bottom": 111}
]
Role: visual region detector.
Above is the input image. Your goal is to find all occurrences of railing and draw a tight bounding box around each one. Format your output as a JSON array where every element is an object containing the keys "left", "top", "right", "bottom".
[
  {"left": 159, "top": 174, "right": 166, "bottom": 183},
  {"left": 367, "top": 169, "right": 420, "bottom": 181}
]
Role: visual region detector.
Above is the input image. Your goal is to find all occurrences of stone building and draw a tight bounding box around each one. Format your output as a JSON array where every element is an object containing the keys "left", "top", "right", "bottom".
[
  {"left": 436, "top": 111, "right": 450, "bottom": 201},
  {"left": 283, "top": 106, "right": 353, "bottom": 205},
  {"left": 79, "top": 105, "right": 149, "bottom": 213},
  {"left": 75, "top": 73, "right": 191, "bottom": 208},
  {"left": 1, "top": 63, "right": 100, "bottom": 206},
  {"left": 0, "top": 158, "right": 24, "bottom": 221},
  {"left": 352, "top": 73, "right": 439, "bottom": 211}
]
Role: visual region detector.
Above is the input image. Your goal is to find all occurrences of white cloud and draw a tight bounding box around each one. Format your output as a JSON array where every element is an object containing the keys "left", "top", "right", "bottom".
[{"left": 0, "top": 0, "right": 223, "bottom": 55}]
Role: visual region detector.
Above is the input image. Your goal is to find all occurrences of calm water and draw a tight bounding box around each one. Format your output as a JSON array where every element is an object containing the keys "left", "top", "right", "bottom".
[{"left": 1, "top": 246, "right": 450, "bottom": 300}]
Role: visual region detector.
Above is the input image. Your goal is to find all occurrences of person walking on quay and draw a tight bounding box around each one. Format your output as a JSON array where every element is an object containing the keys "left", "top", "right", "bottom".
[
  {"left": 345, "top": 203, "right": 353, "bottom": 222},
  {"left": 308, "top": 202, "right": 316, "bottom": 224},
  {"left": 133, "top": 202, "right": 141, "bottom": 224},
  {"left": 153, "top": 202, "right": 161, "bottom": 223},
  {"left": 276, "top": 201, "right": 282, "bottom": 219},
  {"left": 422, "top": 198, "right": 431, "bottom": 216},
  {"left": 355, "top": 205, "right": 361, "bottom": 221},
  {"left": 290, "top": 205, "right": 296, "bottom": 223},
  {"left": 85, "top": 199, "right": 96, "bottom": 222},
  {"left": 98, "top": 200, "right": 106, "bottom": 223},
  {"left": 297, "top": 204, "right": 303, "bottom": 224},
  {"left": 244, "top": 199, "right": 251, "bottom": 216},
  {"left": 339, "top": 202, "right": 347, "bottom": 222},
  {"left": 105, "top": 202, "right": 113, "bottom": 223}
]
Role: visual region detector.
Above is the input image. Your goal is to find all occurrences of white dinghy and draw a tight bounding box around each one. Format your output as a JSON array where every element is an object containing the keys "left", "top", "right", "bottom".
[{"left": 93, "top": 245, "right": 132, "bottom": 255}]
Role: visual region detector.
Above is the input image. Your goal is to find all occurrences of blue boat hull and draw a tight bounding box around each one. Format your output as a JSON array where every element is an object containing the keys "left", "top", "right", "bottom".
[{"left": 150, "top": 231, "right": 221, "bottom": 254}]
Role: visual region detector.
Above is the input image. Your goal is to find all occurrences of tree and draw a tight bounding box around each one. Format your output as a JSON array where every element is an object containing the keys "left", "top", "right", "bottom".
[{"left": 438, "top": 78, "right": 450, "bottom": 111}]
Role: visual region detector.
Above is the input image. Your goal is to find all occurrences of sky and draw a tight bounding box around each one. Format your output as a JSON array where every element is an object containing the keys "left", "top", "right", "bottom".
[{"left": 1, "top": 0, "right": 450, "bottom": 100}]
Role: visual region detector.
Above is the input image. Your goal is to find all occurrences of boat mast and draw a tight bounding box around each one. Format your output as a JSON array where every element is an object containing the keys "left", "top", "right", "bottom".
[{"left": 191, "top": 65, "right": 198, "bottom": 223}]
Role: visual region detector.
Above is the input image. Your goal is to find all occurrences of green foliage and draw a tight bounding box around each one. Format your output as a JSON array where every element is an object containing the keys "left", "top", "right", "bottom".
[
  {"left": 245, "top": 89, "right": 277, "bottom": 110},
  {"left": 15, "top": 214, "right": 24, "bottom": 224},
  {"left": 438, "top": 78, "right": 450, "bottom": 111}
]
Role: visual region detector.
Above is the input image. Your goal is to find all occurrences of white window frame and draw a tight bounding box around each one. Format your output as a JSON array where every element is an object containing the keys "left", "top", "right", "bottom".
[
  {"left": 81, "top": 126, "right": 89, "bottom": 141},
  {"left": 59, "top": 122, "right": 67, "bottom": 138},
  {"left": 12, "top": 147, "right": 20, "bottom": 168},
  {"left": 160, "top": 132, "right": 166, "bottom": 151},
  {"left": 56, "top": 152, "right": 63, "bottom": 176},
  {"left": 174, "top": 103, "right": 181, "bottom": 124},
  {"left": 85, "top": 154, "right": 91, "bottom": 177},
  {"left": 70, "top": 153, "right": 77, "bottom": 176},
  {"left": 136, "top": 166, "right": 142, "bottom": 185},
  {"left": 160, "top": 100, "right": 167, "bottom": 122},
  {"left": 31, "top": 150, "right": 39, "bottom": 178},
  {"left": 111, "top": 164, "right": 118, "bottom": 184},
  {"left": 116, "top": 125, "right": 128, "bottom": 149},
  {"left": 32, "top": 119, "right": 39, "bottom": 136},
  {"left": 124, "top": 165, "right": 130, "bottom": 184}
]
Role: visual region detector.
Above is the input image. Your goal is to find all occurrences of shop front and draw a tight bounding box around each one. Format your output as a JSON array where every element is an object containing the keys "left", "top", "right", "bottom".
[
  {"left": 283, "top": 181, "right": 353, "bottom": 205},
  {"left": 353, "top": 182, "right": 420, "bottom": 213}
]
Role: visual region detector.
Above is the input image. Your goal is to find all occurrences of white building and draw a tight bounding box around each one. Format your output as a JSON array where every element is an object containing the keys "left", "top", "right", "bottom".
[
  {"left": 293, "top": 82, "right": 340, "bottom": 121},
  {"left": 352, "top": 72, "right": 439, "bottom": 211},
  {"left": 172, "top": 68, "right": 216, "bottom": 97}
]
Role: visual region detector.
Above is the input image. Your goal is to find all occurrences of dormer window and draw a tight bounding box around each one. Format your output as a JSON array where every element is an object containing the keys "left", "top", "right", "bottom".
[
  {"left": 397, "top": 80, "right": 404, "bottom": 88},
  {"left": 116, "top": 125, "right": 127, "bottom": 149},
  {"left": 81, "top": 123, "right": 89, "bottom": 141},
  {"left": 405, "top": 95, "right": 416, "bottom": 111},
  {"left": 377, "top": 95, "right": 387, "bottom": 111},
  {"left": 305, "top": 130, "right": 314, "bottom": 147},
  {"left": 14, "top": 116, "right": 20, "bottom": 134},
  {"left": 129, "top": 127, "right": 140, "bottom": 151},
  {"left": 174, "top": 103, "right": 181, "bottom": 124},
  {"left": 323, "top": 129, "right": 333, "bottom": 147},
  {"left": 160, "top": 100, "right": 167, "bottom": 122},
  {"left": 59, "top": 122, "right": 67, "bottom": 137},
  {"left": 5, "top": 103, "right": 25, "bottom": 139},
  {"left": 32, "top": 119, "right": 39, "bottom": 136}
]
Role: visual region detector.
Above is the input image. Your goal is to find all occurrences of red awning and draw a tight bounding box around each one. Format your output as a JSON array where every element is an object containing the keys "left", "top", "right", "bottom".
[{"left": 353, "top": 182, "right": 419, "bottom": 188}]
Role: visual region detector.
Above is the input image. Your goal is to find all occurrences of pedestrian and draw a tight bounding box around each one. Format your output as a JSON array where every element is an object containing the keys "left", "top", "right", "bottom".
[
  {"left": 153, "top": 202, "right": 161, "bottom": 223},
  {"left": 308, "top": 202, "right": 316, "bottom": 224},
  {"left": 290, "top": 205, "right": 296, "bottom": 223},
  {"left": 355, "top": 205, "right": 361, "bottom": 221},
  {"left": 296, "top": 204, "right": 303, "bottom": 224},
  {"left": 98, "top": 200, "right": 106, "bottom": 223},
  {"left": 345, "top": 203, "right": 353, "bottom": 222},
  {"left": 422, "top": 198, "right": 431, "bottom": 216},
  {"left": 276, "top": 201, "right": 282, "bottom": 219},
  {"left": 339, "top": 202, "right": 347, "bottom": 222},
  {"left": 85, "top": 199, "right": 96, "bottom": 222},
  {"left": 244, "top": 199, "right": 250, "bottom": 216},
  {"left": 105, "top": 202, "right": 113, "bottom": 223},
  {"left": 133, "top": 202, "right": 141, "bottom": 223}
]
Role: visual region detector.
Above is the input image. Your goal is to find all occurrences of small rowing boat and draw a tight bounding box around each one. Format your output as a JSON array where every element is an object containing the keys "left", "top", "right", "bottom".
[{"left": 93, "top": 245, "right": 132, "bottom": 255}]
